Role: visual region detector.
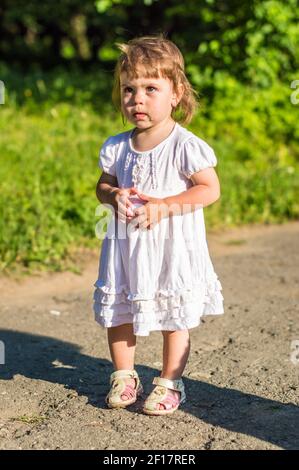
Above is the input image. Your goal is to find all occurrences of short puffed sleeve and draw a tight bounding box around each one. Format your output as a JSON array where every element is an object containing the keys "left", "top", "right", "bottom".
[
  {"left": 179, "top": 136, "right": 217, "bottom": 179},
  {"left": 98, "top": 136, "right": 117, "bottom": 176}
]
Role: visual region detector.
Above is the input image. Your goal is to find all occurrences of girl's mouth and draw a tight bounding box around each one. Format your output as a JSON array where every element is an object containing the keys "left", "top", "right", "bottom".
[{"left": 134, "top": 113, "right": 147, "bottom": 119}]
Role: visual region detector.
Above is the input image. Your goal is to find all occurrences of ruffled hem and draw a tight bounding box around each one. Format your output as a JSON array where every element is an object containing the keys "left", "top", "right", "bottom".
[{"left": 93, "top": 277, "right": 224, "bottom": 336}]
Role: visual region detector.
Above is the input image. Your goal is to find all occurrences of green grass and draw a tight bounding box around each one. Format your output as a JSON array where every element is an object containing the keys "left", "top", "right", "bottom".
[
  {"left": 0, "top": 102, "right": 123, "bottom": 274},
  {"left": 1, "top": 70, "right": 299, "bottom": 274},
  {"left": 11, "top": 414, "right": 47, "bottom": 425}
]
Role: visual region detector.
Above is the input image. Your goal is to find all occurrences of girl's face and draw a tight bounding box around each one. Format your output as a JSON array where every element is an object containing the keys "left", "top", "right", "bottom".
[{"left": 120, "top": 70, "right": 180, "bottom": 129}]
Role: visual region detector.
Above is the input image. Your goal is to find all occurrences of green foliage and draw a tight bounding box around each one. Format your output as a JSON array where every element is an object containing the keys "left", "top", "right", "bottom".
[
  {"left": 0, "top": 99, "right": 121, "bottom": 272},
  {"left": 0, "top": 63, "right": 113, "bottom": 112},
  {"left": 0, "top": 0, "right": 298, "bottom": 273},
  {"left": 1, "top": 70, "right": 298, "bottom": 272},
  {"left": 1, "top": 0, "right": 298, "bottom": 85}
]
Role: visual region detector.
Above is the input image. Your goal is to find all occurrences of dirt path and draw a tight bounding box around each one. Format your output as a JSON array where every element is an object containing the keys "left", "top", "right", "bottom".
[{"left": 0, "top": 222, "right": 298, "bottom": 450}]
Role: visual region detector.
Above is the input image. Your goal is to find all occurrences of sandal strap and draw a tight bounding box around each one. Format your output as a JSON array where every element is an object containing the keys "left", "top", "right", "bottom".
[
  {"left": 143, "top": 377, "right": 186, "bottom": 413},
  {"left": 159, "top": 393, "right": 181, "bottom": 410},
  {"left": 106, "top": 369, "right": 143, "bottom": 407},
  {"left": 110, "top": 369, "right": 139, "bottom": 384},
  {"left": 121, "top": 383, "right": 137, "bottom": 400},
  {"left": 153, "top": 376, "right": 185, "bottom": 394}
]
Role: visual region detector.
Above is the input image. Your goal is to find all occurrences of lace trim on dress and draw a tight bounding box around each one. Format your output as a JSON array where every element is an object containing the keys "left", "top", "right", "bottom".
[
  {"left": 128, "top": 152, "right": 158, "bottom": 190},
  {"left": 93, "top": 276, "right": 224, "bottom": 323}
]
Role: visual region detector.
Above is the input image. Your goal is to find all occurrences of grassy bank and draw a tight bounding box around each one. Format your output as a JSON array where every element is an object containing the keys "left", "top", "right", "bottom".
[{"left": 1, "top": 70, "right": 298, "bottom": 273}]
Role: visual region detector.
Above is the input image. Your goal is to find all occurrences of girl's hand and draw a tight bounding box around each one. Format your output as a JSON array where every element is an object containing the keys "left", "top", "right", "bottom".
[
  {"left": 131, "top": 190, "right": 168, "bottom": 230},
  {"left": 114, "top": 187, "right": 140, "bottom": 223}
]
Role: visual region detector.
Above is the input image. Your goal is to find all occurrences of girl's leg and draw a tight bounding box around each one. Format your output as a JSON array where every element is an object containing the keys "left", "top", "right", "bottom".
[
  {"left": 158, "top": 329, "right": 190, "bottom": 410},
  {"left": 107, "top": 323, "right": 137, "bottom": 401},
  {"left": 161, "top": 329, "right": 190, "bottom": 379}
]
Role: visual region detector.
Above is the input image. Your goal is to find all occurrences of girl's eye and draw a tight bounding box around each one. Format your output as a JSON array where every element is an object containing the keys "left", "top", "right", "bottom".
[{"left": 123, "top": 86, "right": 157, "bottom": 93}]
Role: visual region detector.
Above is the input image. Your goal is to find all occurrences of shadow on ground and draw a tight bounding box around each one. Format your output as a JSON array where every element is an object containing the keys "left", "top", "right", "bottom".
[{"left": 0, "top": 329, "right": 298, "bottom": 450}]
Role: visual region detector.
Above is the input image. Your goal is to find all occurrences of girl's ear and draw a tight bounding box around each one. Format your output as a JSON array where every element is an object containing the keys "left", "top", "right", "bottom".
[{"left": 172, "top": 83, "right": 184, "bottom": 108}]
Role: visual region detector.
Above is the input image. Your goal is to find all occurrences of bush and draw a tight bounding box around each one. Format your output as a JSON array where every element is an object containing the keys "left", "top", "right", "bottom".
[{"left": 0, "top": 64, "right": 298, "bottom": 273}]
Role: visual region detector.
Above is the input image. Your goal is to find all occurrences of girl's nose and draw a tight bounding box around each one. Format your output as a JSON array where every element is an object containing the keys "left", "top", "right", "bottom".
[{"left": 133, "top": 90, "right": 145, "bottom": 104}]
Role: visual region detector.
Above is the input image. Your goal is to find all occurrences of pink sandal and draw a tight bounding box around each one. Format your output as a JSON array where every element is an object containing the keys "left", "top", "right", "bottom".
[
  {"left": 105, "top": 369, "right": 143, "bottom": 409},
  {"left": 143, "top": 377, "right": 186, "bottom": 416}
]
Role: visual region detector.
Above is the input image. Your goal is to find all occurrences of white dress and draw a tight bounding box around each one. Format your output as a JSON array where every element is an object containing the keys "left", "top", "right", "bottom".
[{"left": 93, "top": 122, "right": 224, "bottom": 336}]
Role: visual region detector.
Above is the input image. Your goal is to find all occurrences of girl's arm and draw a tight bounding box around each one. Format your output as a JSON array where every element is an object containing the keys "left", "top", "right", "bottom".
[
  {"left": 133, "top": 167, "right": 220, "bottom": 230},
  {"left": 96, "top": 172, "right": 120, "bottom": 211},
  {"left": 96, "top": 172, "right": 138, "bottom": 221},
  {"left": 163, "top": 167, "right": 220, "bottom": 215}
]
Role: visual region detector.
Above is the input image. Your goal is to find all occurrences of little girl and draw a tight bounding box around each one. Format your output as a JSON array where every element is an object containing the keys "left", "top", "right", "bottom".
[{"left": 94, "top": 34, "right": 224, "bottom": 415}]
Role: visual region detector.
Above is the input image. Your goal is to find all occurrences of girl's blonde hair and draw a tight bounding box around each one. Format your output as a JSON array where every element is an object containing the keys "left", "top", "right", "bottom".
[{"left": 112, "top": 33, "right": 199, "bottom": 125}]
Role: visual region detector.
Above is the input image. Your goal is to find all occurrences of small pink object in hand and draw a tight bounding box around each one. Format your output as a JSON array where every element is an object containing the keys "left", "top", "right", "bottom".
[
  {"left": 127, "top": 195, "right": 146, "bottom": 218},
  {"left": 129, "top": 196, "right": 146, "bottom": 208}
]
